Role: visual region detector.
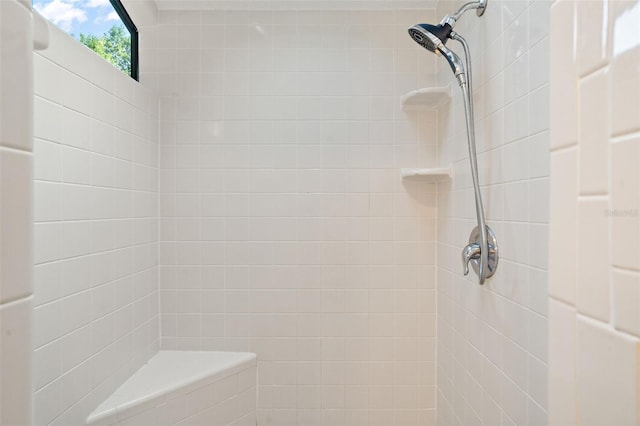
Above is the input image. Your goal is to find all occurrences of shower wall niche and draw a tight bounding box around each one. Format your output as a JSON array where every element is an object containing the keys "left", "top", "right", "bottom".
[{"left": 145, "top": 8, "right": 441, "bottom": 425}]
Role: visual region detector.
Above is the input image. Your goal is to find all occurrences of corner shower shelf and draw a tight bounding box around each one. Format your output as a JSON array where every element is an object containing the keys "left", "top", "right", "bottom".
[
  {"left": 401, "top": 166, "right": 452, "bottom": 182},
  {"left": 401, "top": 85, "right": 451, "bottom": 110}
]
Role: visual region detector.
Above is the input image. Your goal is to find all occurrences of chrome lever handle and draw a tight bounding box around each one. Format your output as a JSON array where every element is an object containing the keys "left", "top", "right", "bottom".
[
  {"left": 462, "top": 243, "right": 481, "bottom": 276},
  {"left": 462, "top": 226, "right": 499, "bottom": 284}
]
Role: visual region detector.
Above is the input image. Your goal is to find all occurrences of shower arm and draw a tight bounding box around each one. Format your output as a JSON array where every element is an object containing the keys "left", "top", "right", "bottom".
[
  {"left": 451, "top": 31, "right": 491, "bottom": 284},
  {"left": 441, "top": 0, "right": 487, "bottom": 27}
]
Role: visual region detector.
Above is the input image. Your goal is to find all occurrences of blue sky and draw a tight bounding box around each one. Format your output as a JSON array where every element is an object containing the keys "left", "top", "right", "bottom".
[{"left": 34, "top": 0, "right": 123, "bottom": 38}]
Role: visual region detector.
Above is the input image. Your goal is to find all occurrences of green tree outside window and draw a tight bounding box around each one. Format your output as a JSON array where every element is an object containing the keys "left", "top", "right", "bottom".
[{"left": 78, "top": 24, "right": 131, "bottom": 75}]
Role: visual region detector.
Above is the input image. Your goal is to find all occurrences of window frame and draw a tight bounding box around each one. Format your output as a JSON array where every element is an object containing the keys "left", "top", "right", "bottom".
[{"left": 109, "top": 0, "right": 139, "bottom": 81}]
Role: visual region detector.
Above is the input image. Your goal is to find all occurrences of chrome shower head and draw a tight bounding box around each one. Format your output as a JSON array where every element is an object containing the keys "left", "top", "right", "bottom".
[
  {"left": 408, "top": 23, "right": 466, "bottom": 85},
  {"left": 408, "top": 0, "right": 488, "bottom": 86},
  {"left": 407, "top": 23, "right": 452, "bottom": 52}
]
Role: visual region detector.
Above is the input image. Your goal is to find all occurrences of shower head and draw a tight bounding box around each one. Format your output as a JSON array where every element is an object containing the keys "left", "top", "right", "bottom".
[
  {"left": 408, "top": 0, "right": 487, "bottom": 86},
  {"left": 407, "top": 23, "right": 452, "bottom": 52},
  {"left": 408, "top": 23, "right": 466, "bottom": 85}
]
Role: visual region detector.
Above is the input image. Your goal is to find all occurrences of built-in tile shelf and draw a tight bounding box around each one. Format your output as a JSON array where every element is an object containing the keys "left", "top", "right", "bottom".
[
  {"left": 401, "top": 86, "right": 451, "bottom": 110},
  {"left": 401, "top": 166, "right": 452, "bottom": 181}
]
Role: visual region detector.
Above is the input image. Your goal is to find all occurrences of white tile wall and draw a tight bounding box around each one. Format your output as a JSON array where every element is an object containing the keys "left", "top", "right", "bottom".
[
  {"left": 549, "top": 0, "right": 640, "bottom": 424},
  {"left": 434, "top": 0, "right": 550, "bottom": 424},
  {"left": 145, "top": 8, "right": 439, "bottom": 425},
  {"left": 1, "top": 297, "right": 35, "bottom": 425},
  {"left": 0, "top": 0, "right": 34, "bottom": 424},
  {"left": 31, "top": 1, "right": 640, "bottom": 425},
  {"left": 576, "top": 316, "right": 638, "bottom": 425},
  {"left": 548, "top": 298, "right": 575, "bottom": 426},
  {"left": 32, "top": 25, "right": 160, "bottom": 426}
]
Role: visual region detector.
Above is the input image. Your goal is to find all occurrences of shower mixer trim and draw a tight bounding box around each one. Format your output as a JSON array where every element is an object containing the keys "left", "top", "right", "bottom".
[{"left": 407, "top": 0, "right": 498, "bottom": 285}]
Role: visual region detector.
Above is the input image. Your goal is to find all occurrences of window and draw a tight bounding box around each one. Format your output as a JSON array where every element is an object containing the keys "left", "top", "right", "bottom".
[{"left": 34, "top": 0, "right": 139, "bottom": 80}]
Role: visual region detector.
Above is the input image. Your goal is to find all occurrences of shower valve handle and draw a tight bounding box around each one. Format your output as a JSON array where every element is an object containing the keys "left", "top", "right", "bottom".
[
  {"left": 462, "top": 243, "right": 481, "bottom": 276},
  {"left": 462, "top": 226, "right": 499, "bottom": 284}
]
